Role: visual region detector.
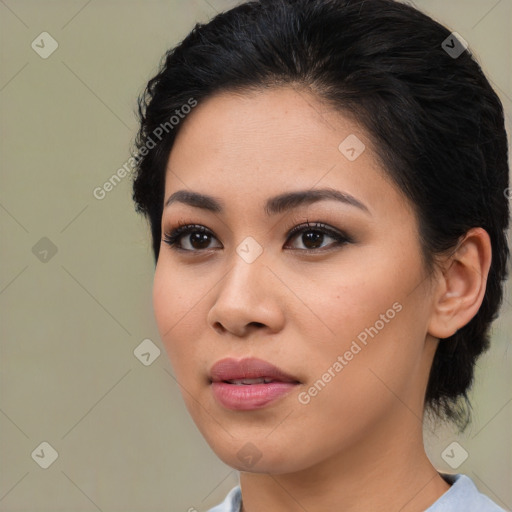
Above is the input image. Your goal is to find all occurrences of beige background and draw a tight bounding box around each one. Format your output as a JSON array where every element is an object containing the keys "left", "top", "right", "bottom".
[{"left": 0, "top": 0, "right": 511, "bottom": 510}]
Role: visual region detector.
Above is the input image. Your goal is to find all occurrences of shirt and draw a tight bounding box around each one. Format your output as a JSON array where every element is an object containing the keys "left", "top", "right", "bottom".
[{"left": 206, "top": 473, "right": 507, "bottom": 511}]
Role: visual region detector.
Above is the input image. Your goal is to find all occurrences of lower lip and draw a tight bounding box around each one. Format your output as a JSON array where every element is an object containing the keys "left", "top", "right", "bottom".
[{"left": 211, "top": 381, "right": 298, "bottom": 410}]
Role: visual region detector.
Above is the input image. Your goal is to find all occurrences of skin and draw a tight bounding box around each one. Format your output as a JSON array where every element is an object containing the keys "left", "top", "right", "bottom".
[{"left": 152, "top": 87, "right": 492, "bottom": 512}]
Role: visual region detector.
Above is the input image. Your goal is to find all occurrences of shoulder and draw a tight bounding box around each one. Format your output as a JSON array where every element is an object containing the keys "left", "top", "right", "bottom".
[
  {"left": 426, "top": 473, "right": 507, "bottom": 512},
  {"left": 205, "top": 485, "right": 241, "bottom": 512},
  {"left": 205, "top": 476, "right": 507, "bottom": 512}
]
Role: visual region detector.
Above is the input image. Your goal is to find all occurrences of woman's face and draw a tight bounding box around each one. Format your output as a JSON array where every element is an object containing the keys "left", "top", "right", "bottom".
[{"left": 153, "top": 87, "right": 440, "bottom": 474}]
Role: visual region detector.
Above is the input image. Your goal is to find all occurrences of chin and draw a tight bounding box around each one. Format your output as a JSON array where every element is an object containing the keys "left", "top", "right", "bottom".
[{"left": 203, "top": 431, "right": 316, "bottom": 475}]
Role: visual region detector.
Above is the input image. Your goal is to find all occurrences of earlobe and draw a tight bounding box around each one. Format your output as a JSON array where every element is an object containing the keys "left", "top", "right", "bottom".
[{"left": 427, "top": 227, "right": 492, "bottom": 340}]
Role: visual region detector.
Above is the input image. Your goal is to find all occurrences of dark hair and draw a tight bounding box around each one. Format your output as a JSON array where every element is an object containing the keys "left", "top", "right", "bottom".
[{"left": 131, "top": 0, "right": 510, "bottom": 429}]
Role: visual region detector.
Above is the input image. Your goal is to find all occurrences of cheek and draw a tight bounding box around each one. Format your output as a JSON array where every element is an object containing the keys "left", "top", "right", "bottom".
[
  {"left": 302, "top": 297, "right": 428, "bottom": 430},
  {"left": 293, "top": 249, "right": 428, "bottom": 398},
  {"left": 152, "top": 262, "right": 203, "bottom": 368},
  {"left": 289, "top": 303, "right": 426, "bottom": 464},
  {"left": 295, "top": 255, "right": 411, "bottom": 349},
  {"left": 152, "top": 263, "right": 175, "bottom": 337}
]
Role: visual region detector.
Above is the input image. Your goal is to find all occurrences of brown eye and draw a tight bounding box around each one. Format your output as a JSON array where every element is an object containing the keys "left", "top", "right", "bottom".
[
  {"left": 285, "top": 222, "right": 351, "bottom": 252},
  {"left": 163, "top": 225, "right": 221, "bottom": 251}
]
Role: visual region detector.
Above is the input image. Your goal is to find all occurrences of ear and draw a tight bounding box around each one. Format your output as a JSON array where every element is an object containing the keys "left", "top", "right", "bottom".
[{"left": 428, "top": 227, "right": 492, "bottom": 339}]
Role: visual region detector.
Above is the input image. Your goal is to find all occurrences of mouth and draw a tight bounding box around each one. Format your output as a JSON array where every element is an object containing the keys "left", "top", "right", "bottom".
[
  {"left": 209, "top": 357, "right": 301, "bottom": 411},
  {"left": 222, "top": 377, "right": 279, "bottom": 385},
  {"left": 209, "top": 356, "right": 300, "bottom": 384}
]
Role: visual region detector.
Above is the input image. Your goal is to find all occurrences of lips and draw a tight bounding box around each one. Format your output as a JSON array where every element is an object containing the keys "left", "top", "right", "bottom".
[
  {"left": 209, "top": 357, "right": 300, "bottom": 410},
  {"left": 209, "top": 357, "right": 300, "bottom": 384}
]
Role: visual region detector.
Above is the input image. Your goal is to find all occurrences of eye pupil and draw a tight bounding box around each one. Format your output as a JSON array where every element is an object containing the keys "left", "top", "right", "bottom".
[
  {"left": 303, "top": 230, "right": 323, "bottom": 249},
  {"left": 191, "top": 233, "right": 211, "bottom": 249}
]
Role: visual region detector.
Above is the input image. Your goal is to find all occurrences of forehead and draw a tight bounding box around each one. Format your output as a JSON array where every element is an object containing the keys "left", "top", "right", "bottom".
[
  {"left": 168, "top": 87, "right": 350, "bottom": 172},
  {"left": 164, "top": 87, "right": 411, "bottom": 221}
]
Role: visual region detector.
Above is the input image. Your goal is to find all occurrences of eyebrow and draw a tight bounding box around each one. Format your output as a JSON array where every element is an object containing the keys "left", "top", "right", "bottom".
[{"left": 164, "top": 187, "right": 371, "bottom": 216}]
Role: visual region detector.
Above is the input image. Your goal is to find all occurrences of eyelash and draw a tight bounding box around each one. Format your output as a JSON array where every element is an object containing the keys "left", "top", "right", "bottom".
[{"left": 162, "top": 219, "right": 353, "bottom": 254}]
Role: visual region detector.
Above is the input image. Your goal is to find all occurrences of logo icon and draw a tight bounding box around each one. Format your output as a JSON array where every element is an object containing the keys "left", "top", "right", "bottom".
[
  {"left": 31, "top": 32, "right": 59, "bottom": 59},
  {"left": 338, "top": 134, "right": 366, "bottom": 161},
  {"left": 237, "top": 442, "right": 262, "bottom": 468},
  {"left": 32, "top": 237, "right": 58, "bottom": 263},
  {"left": 441, "top": 441, "right": 469, "bottom": 469},
  {"left": 134, "top": 339, "right": 161, "bottom": 366},
  {"left": 236, "top": 236, "right": 263, "bottom": 264},
  {"left": 31, "top": 441, "right": 59, "bottom": 469},
  {"left": 441, "top": 32, "right": 468, "bottom": 59}
]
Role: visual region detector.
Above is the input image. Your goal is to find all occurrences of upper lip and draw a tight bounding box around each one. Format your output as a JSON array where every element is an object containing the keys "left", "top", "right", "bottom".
[{"left": 209, "top": 357, "right": 300, "bottom": 383}]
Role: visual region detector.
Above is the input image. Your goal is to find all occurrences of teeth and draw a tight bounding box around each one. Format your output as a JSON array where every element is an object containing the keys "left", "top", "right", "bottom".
[{"left": 227, "top": 378, "right": 274, "bottom": 385}]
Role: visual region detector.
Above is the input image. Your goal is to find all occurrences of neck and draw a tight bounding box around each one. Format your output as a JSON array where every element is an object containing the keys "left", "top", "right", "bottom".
[{"left": 239, "top": 412, "right": 450, "bottom": 512}]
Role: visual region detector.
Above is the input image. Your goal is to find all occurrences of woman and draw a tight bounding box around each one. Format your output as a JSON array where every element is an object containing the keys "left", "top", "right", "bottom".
[{"left": 131, "top": 0, "right": 510, "bottom": 510}]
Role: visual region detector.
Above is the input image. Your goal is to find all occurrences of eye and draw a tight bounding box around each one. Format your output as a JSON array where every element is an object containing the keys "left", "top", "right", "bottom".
[
  {"left": 285, "top": 221, "right": 351, "bottom": 251},
  {"left": 162, "top": 223, "right": 221, "bottom": 251},
  {"left": 162, "top": 220, "right": 352, "bottom": 253}
]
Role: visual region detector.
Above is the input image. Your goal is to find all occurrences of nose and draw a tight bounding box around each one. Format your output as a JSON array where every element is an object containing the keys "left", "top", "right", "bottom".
[{"left": 207, "top": 249, "right": 285, "bottom": 338}]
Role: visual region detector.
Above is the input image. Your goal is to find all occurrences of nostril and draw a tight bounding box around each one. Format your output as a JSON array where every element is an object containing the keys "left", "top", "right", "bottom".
[{"left": 214, "top": 322, "right": 226, "bottom": 332}]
